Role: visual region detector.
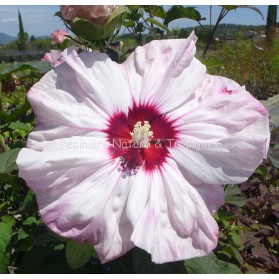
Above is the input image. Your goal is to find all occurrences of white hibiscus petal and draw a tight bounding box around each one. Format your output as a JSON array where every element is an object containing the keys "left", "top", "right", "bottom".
[
  {"left": 169, "top": 133, "right": 268, "bottom": 185},
  {"left": 28, "top": 49, "right": 132, "bottom": 146},
  {"left": 131, "top": 159, "right": 218, "bottom": 264},
  {"left": 17, "top": 137, "right": 110, "bottom": 206},
  {"left": 17, "top": 137, "right": 135, "bottom": 263},
  {"left": 168, "top": 74, "right": 270, "bottom": 185},
  {"left": 64, "top": 50, "right": 131, "bottom": 114},
  {"left": 193, "top": 183, "right": 224, "bottom": 214},
  {"left": 125, "top": 168, "right": 151, "bottom": 227},
  {"left": 28, "top": 67, "right": 107, "bottom": 130},
  {"left": 26, "top": 125, "right": 106, "bottom": 151},
  {"left": 121, "top": 32, "right": 205, "bottom": 111}
]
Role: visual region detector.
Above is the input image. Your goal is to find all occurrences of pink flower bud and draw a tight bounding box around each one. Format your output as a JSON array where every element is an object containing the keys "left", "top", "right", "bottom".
[
  {"left": 41, "top": 50, "right": 63, "bottom": 67},
  {"left": 51, "top": 29, "right": 69, "bottom": 44},
  {"left": 60, "top": 5, "right": 117, "bottom": 25}
]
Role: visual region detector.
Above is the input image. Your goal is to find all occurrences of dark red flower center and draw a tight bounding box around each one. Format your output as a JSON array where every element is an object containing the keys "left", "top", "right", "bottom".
[{"left": 103, "top": 102, "right": 178, "bottom": 174}]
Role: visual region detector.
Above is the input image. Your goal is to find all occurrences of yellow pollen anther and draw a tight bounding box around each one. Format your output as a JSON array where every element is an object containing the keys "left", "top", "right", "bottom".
[{"left": 130, "top": 121, "right": 153, "bottom": 148}]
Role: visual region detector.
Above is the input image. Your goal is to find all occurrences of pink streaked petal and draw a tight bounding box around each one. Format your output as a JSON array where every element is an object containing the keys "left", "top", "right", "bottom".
[
  {"left": 26, "top": 125, "right": 106, "bottom": 151},
  {"left": 173, "top": 75, "right": 268, "bottom": 133},
  {"left": 158, "top": 57, "right": 206, "bottom": 113},
  {"left": 64, "top": 49, "right": 131, "bottom": 114},
  {"left": 16, "top": 137, "right": 135, "bottom": 263},
  {"left": 169, "top": 133, "right": 268, "bottom": 185},
  {"left": 28, "top": 65, "right": 107, "bottom": 131},
  {"left": 42, "top": 50, "right": 62, "bottom": 67},
  {"left": 167, "top": 74, "right": 270, "bottom": 185},
  {"left": 17, "top": 137, "right": 110, "bottom": 207},
  {"left": 43, "top": 164, "right": 135, "bottom": 263},
  {"left": 120, "top": 32, "right": 205, "bottom": 112},
  {"left": 193, "top": 183, "right": 224, "bottom": 214},
  {"left": 131, "top": 160, "right": 218, "bottom": 264}
]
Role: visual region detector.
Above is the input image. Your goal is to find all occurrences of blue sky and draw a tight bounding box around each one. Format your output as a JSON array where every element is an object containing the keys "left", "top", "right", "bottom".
[{"left": 0, "top": 5, "right": 277, "bottom": 37}]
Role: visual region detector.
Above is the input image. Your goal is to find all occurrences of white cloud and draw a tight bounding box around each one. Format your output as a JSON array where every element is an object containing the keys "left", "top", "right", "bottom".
[{"left": 0, "top": 18, "right": 17, "bottom": 22}]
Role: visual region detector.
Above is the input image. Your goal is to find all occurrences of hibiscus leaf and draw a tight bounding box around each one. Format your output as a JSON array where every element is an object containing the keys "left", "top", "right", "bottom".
[
  {"left": 18, "top": 189, "right": 36, "bottom": 212},
  {"left": 8, "top": 122, "right": 32, "bottom": 132},
  {"left": 0, "top": 216, "right": 15, "bottom": 274},
  {"left": 143, "top": 5, "right": 166, "bottom": 19},
  {"left": 146, "top": 18, "right": 171, "bottom": 34},
  {"left": 184, "top": 253, "right": 242, "bottom": 274},
  {"left": 224, "top": 185, "right": 247, "bottom": 207},
  {"left": 228, "top": 231, "right": 243, "bottom": 249},
  {"left": 0, "top": 100, "right": 31, "bottom": 124},
  {"left": 17, "top": 217, "right": 38, "bottom": 241},
  {"left": 0, "top": 64, "right": 37, "bottom": 80},
  {"left": 255, "top": 165, "right": 267, "bottom": 177},
  {"left": 225, "top": 195, "right": 247, "bottom": 207},
  {"left": 106, "top": 5, "right": 129, "bottom": 25},
  {"left": 214, "top": 208, "right": 239, "bottom": 221},
  {"left": 164, "top": 6, "right": 205, "bottom": 26},
  {"left": 224, "top": 184, "right": 241, "bottom": 196},
  {"left": 220, "top": 246, "right": 243, "bottom": 264},
  {"left": 0, "top": 148, "right": 21, "bottom": 175},
  {"left": 66, "top": 240, "right": 94, "bottom": 270},
  {"left": 221, "top": 5, "right": 264, "bottom": 21}
]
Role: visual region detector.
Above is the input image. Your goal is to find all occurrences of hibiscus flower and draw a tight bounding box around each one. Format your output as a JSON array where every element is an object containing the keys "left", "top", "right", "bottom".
[
  {"left": 51, "top": 29, "right": 69, "bottom": 45},
  {"left": 17, "top": 32, "right": 270, "bottom": 264}
]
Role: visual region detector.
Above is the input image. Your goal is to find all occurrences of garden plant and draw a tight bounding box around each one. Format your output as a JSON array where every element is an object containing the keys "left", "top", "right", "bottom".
[{"left": 0, "top": 5, "right": 278, "bottom": 274}]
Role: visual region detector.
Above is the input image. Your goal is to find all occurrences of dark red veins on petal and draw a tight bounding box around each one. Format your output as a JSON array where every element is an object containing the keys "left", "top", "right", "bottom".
[{"left": 104, "top": 102, "right": 178, "bottom": 173}]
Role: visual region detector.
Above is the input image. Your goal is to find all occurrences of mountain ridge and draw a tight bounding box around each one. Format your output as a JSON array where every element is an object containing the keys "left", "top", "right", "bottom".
[
  {"left": 0, "top": 33, "right": 49, "bottom": 45},
  {"left": 0, "top": 32, "right": 17, "bottom": 45}
]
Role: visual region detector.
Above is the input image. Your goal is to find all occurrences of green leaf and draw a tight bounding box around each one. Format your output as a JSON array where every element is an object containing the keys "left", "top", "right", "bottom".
[
  {"left": 19, "top": 189, "right": 36, "bottom": 212},
  {"left": 225, "top": 184, "right": 241, "bottom": 196},
  {"left": 0, "top": 216, "right": 15, "bottom": 273},
  {"left": 18, "top": 217, "right": 38, "bottom": 241},
  {"left": 164, "top": 6, "right": 205, "bottom": 26},
  {"left": 214, "top": 209, "right": 238, "bottom": 221},
  {"left": 221, "top": 246, "right": 243, "bottom": 264},
  {"left": 228, "top": 231, "right": 243, "bottom": 248},
  {"left": 8, "top": 122, "right": 31, "bottom": 132},
  {"left": 0, "top": 173, "right": 18, "bottom": 184},
  {"left": 33, "top": 231, "right": 60, "bottom": 246},
  {"left": 0, "top": 148, "right": 21, "bottom": 174},
  {"left": 66, "top": 240, "right": 94, "bottom": 269},
  {"left": 255, "top": 165, "right": 267, "bottom": 177},
  {"left": 0, "top": 100, "right": 31, "bottom": 124},
  {"left": 19, "top": 243, "right": 95, "bottom": 273},
  {"left": 225, "top": 195, "right": 247, "bottom": 207},
  {"left": 185, "top": 253, "right": 242, "bottom": 274},
  {"left": 0, "top": 202, "right": 7, "bottom": 211},
  {"left": 221, "top": 5, "right": 264, "bottom": 21},
  {"left": 122, "top": 20, "right": 135, "bottom": 28},
  {"left": 225, "top": 185, "right": 247, "bottom": 207},
  {"left": 0, "top": 64, "right": 37, "bottom": 80},
  {"left": 106, "top": 5, "right": 129, "bottom": 25},
  {"left": 143, "top": 5, "right": 166, "bottom": 19},
  {"left": 146, "top": 18, "right": 171, "bottom": 34}
]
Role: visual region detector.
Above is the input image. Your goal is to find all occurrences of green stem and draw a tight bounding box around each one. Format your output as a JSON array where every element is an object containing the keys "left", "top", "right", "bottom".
[
  {"left": 202, "top": 7, "right": 229, "bottom": 58},
  {"left": 99, "top": 40, "right": 105, "bottom": 53},
  {"left": 0, "top": 134, "right": 9, "bottom": 152}
]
